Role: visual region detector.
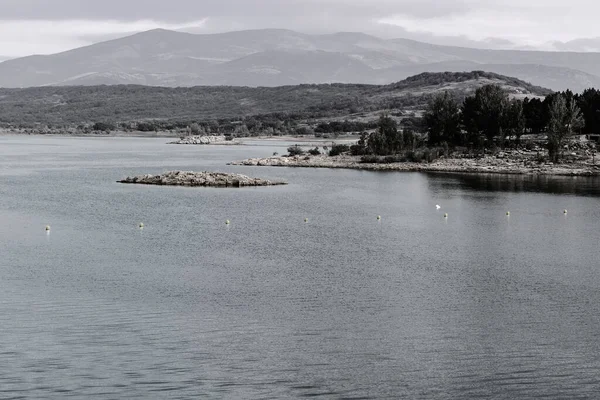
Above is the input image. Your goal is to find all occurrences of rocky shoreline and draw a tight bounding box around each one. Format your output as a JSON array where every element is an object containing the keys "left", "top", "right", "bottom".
[
  {"left": 229, "top": 153, "right": 600, "bottom": 176},
  {"left": 119, "top": 171, "right": 287, "bottom": 187},
  {"left": 169, "top": 135, "right": 241, "bottom": 145}
]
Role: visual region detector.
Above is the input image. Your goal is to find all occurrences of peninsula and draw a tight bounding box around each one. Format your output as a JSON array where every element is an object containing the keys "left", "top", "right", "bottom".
[{"left": 229, "top": 153, "right": 599, "bottom": 176}]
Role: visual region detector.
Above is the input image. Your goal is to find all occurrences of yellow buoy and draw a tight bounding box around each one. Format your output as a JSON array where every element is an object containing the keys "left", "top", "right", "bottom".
[
  {"left": 139, "top": 223, "right": 144, "bottom": 228},
  {"left": 564, "top": 209, "right": 568, "bottom": 214},
  {"left": 506, "top": 212, "right": 510, "bottom": 216},
  {"left": 226, "top": 220, "right": 231, "bottom": 225},
  {"left": 444, "top": 213, "right": 448, "bottom": 218},
  {"left": 45, "top": 225, "right": 51, "bottom": 231},
  {"left": 377, "top": 216, "right": 381, "bottom": 220},
  {"left": 304, "top": 218, "right": 309, "bottom": 223}
]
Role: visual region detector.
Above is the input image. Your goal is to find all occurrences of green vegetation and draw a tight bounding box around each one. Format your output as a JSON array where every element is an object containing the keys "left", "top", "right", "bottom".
[
  {"left": 421, "top": 85, "right": 595, "bottom": 161},
  {"left": 287, "top": 145, "right": 305, "bottom": 156},
  {"left": 0, "top": 72, "right": 549, "bottom": 136},
  {"left": 328, "top": 144, "right": 351, "bottom": 157}
]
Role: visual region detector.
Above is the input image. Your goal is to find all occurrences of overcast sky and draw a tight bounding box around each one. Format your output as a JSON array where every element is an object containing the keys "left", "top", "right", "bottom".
[{"left": 0, "top": 0, "right": 598, "bottom": 58}]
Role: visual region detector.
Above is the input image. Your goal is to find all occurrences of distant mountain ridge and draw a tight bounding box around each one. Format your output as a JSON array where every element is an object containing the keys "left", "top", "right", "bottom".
[{"left": 0, "top": 28, "right": 598, "bottom": 92}]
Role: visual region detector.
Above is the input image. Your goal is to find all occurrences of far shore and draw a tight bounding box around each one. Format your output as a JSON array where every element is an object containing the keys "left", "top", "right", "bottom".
[
  {"left": 229, "top": 153, "right": 600, "bottom": 177},
  {"left": 0, "top": 129, "right": 360, "bottom": 143}
]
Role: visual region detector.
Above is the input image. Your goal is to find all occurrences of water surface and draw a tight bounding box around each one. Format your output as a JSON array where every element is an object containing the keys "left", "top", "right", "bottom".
[{"left": 1, "top": 136, "right": 600, "bottom": 399}]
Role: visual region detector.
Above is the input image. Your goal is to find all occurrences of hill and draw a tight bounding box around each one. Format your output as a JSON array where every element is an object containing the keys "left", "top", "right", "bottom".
[
  {"left": 0, "top": 71, "right": 550, "bottom": 129},
  {"left": 0, "top": 29, "right": 598, "bottom": 92}
]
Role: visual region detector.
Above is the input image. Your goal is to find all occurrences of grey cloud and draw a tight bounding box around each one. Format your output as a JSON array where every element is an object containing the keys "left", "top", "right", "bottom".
[{"left": 0, "top": 0, "right": 468, "bottom": 21}]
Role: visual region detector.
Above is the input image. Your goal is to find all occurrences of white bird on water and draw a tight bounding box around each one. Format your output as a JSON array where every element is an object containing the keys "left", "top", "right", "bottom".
[{"left": 436, "top": 205, "right": 441, "bottom": 210}]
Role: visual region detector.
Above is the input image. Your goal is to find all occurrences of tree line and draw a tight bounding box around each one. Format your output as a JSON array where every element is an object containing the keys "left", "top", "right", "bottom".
[{"left": 421, "top": 85, "right": 599, "bottom": 161}]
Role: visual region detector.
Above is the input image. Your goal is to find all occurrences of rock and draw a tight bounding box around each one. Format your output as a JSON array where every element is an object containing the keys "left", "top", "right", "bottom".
[
  {"left": 119, "top": 171, "right": 287, "bottom": 187},
  {"left": 169, "top": 135, "right": 240, "bottom": 145}
]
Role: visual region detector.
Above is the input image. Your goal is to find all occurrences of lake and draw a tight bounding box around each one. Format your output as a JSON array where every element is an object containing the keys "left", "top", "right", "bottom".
[{"left": 1, "top": 136, "right": 600, "bottom": 399}]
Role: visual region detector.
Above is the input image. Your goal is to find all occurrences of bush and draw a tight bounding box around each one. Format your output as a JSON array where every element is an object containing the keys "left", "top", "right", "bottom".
[
  {"left": 296, "top": 126, "right": 314, "bottom": 136},
  {"left": 329, "top": 143, "right": 350, "bottom": 156},
  {"left": 524, "top": 141, "right": 535, "bottom": 151},
  {"left": 360, "top": 154, "right": 406, "bottom": 164},
  {"left": 383, "top": 155, "right": 404, "bottom": 163},
  {"left": 350, "top": 144, "right": 367, "bottom": 156},
  {"left": 441, "top": 141, "right": 449, "bottom": 157},
  {"left": 189, "top": 123, "right": 202, "bottom": 135},
  {"left": 405, "top": 150, "right": 422, "bottom": 162},
  {"left": 92, "top": 122, "right": 115, "bottom": 132},
  {"left": 137, "top": 122, "right": 157, "bottom": 132},
  {"left": 287, "top": 145, "right": 305, "bottom": 156},
  {"left": 308, "top": 147, "right": 321, "bottom": 156},
  {"left": 361, "top": 155, "right": 380, "bottom": 163}
]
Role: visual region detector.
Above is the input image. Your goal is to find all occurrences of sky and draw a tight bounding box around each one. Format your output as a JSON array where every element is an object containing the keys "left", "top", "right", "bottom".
[{"left": 0, "top": 0, "right": 599, "bottom": 58}]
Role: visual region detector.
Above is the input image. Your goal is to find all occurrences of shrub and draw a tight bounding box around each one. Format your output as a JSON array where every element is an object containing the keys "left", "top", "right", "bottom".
[
  {"left": 524, "top": 141, "right": 535, "bottom": 151},
  {"left": 361, "top": 155, "right": 380, "bottom": 163},
  {"left": 287, "top": 145, "right": 305, "bottom": 156},
  {"left": 137, "top": 122, "right": 157, "bottom": 132},
  {"left": 441, "top": 141, "right": 449, "bottom": 157},
  {"left": 189, "top": 123, "right": 203, "bottom": 135},
  {"left": 308, "top": 147, "right": 321, "bottom": 156},
  {"left": 92, "top": 122, "right": 115, "bottom": 132},
  {"left": 350, "top": 144, "right": 367, "bottom": 156},
  {"left": 383, "top": 155, "right": 404, "bottom": 163},
  {"left": 329, "top": 143, "right": 350, "bottom": 156}
]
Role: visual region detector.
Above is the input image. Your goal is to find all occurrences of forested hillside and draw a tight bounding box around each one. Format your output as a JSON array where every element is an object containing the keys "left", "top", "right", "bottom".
[{"left": 0, "top": 72, "right": 548, "bottom": 134}]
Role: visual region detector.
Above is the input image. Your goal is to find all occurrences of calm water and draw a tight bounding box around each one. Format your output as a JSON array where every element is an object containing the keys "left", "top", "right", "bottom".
[{"left": 1, "top": 136, "right": 600, "bottom": 399}]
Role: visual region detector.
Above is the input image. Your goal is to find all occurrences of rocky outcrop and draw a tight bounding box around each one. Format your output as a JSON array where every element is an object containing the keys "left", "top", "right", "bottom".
[
  {"left": 119, "top": 171, "right": 287, "bottom": 187},
  {"left": 169, "top": 135, "right": 241, "bottom": 145},
  {"left": 229, "top": 154, "right": 600, "bottom": 176}
]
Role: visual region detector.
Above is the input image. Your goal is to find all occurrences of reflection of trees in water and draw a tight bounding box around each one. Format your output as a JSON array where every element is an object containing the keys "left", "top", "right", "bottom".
[{"left": 427, "top": 173, "right": 600, "bottom": 196}]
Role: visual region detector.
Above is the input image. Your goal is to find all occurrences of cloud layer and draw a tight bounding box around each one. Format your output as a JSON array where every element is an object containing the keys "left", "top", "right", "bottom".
[{"left": 0, "top": 0, "right": 598, "bottom": 57}]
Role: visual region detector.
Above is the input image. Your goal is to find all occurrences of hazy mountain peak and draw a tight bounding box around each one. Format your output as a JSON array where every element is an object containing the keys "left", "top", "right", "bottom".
[{"left": 0, "top": 28, "right": 598, "bottom": 92}]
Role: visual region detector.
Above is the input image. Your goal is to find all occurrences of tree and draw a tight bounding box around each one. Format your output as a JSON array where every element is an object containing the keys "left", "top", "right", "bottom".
[
  {"left": 576, "top": 89, "right": 600, "bottom": 134},
  {"left": 546, "top": 96, "right": 566, "bottom": 161},
  {"left": 350, "top": 131, "right": 370, "bottom": 155},
  {"left": 504, "top": 100, "right": 525, "bottom": 146},
  {"left": 423, "top": 91, "right": 462, "bottom": 146},
  {"left": 234, "top": 123, "right": 250, "bottom": 136},
  {"left": 188, "top": 123, "right": 204, "bottom": 135},
  {"left": 462, "top": 96, "right": 480, "bottom": 147},
  {"left": 523, "top": 97, "right": 547, "bottom": 134},
  {"left": 565, "top": 96, "right": 584, "bottom": 136},
  {"left": 367, "top": 114, "right": 403, "bottom": 155},
  {"left": 474, "top": 85, "right": 509, "bottom": 145}
]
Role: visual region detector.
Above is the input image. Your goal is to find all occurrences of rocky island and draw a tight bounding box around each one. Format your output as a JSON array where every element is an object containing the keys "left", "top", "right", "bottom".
[
  {"left": 169, "top": 135, "right": 241, "bottom": 145},
  {"left": 119, "top": 171, "right": 287, "bottom": 187}
]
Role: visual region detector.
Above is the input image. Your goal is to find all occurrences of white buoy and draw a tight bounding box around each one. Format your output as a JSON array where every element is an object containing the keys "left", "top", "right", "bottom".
[
  {"left": 436, "top": 205, "right": 441, "bottom": 210},
  {"left": 226, "top": 220, "right": 231, "bottom": 225},
  {"left": 444, "top": 213, "right": 448, "bottom": 218},
  {"left": 564, "top": 209, "right": 568, "bottom": 214},
  {"left": 304, "top": 218, "right": 309, "bottom": 223},
  {"left": 139, "top": 223, "right": 144, "bottom": 229},
  {"left": 377, "top": 215, "right": 381, "bottom": 220},
  {"left": 506, "top": 211, "right": 510, "bottom": 216},
  {"left": 45, "top": 225, "right": 51, "bottom": 231}
]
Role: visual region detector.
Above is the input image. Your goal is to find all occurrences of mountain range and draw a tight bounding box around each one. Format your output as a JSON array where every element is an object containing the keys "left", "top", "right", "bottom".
[{"left": 1, "top": 28, "right": 600, "bottom": 92}]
